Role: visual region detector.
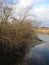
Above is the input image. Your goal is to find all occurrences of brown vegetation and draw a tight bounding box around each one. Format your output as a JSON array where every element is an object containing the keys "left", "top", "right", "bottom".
[
  {"left": 32, "top": 27, "right": 49, "bottom": 34},
  {"left": 0, "top": 19, "right": 34, "bottom": 65},
  {"left": 0, "top": 2, "right": 43, "bottom": 65}
]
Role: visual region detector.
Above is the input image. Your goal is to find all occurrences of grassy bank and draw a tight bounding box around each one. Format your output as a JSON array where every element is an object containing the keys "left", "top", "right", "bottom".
[{"left": 32, "top": 27, "right": 49, "bottom": 34}]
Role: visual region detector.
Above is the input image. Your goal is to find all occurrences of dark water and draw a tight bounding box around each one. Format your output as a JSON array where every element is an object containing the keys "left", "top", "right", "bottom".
[{"left": 27, "top": 34, "right": 49, "bottom": 65}]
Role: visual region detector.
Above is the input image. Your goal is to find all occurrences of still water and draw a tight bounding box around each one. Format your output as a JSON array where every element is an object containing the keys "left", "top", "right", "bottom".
[
  {"left": 27, "top": 34, "right": 49, "bottom": 65},
  {"left": 35, "top": 34, "right": 49, "bottom": 48}
]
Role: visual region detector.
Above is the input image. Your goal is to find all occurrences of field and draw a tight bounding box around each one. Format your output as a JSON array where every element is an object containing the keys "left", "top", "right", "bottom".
[{"left": 32, "top": 27, "right": 49, "bottom": 34}]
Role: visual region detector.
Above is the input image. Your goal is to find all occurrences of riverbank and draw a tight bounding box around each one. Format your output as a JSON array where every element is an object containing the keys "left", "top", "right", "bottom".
[{"left": 32, "top": 27, "right": 49, "bottom": 34}]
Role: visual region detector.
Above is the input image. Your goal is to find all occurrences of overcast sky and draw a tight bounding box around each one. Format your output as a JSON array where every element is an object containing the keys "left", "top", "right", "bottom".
[{"left": 4, "top": 0, "right": 49, "bottom": 27}]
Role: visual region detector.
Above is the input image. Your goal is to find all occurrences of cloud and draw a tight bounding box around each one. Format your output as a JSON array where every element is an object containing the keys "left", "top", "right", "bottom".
[
  {"left": 33, "top": 5, "right": 49, "bottom": 21},
  {"left": 34, "top": 0, "right": 44, "bottom": 4},
  {"left": 19, "top": 0, "right": 34, "bottom": 8},
  {"left": 11, "top": 0, "right": 49, "bottom": 24},
  {"left": 18, "top": 0, "right": 45, "bottom": 8}
]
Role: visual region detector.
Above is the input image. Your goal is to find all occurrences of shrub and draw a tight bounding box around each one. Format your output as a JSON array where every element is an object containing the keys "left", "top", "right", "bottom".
[
  {"left": 0, "top": 20, "right": 42, "bottom": 65},
  {"left": 0, "top": 20, "right": 34, "bottom": 65}
]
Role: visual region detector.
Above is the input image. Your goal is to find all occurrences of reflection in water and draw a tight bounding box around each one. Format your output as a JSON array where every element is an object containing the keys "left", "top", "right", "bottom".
[
  {"left": 37, "top": 34, "right": 49, "bottom": 43},
  {"left": 27, "top": 34, "right": 49, "bottom": 65},
  {"left": 35, "top": 34, "right": 49, "bottom": 48}
]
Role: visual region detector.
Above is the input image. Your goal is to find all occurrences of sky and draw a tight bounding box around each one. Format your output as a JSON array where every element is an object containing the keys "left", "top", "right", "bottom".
[{"left": 4, "top": 0, "right": 49, "bottom": 27}]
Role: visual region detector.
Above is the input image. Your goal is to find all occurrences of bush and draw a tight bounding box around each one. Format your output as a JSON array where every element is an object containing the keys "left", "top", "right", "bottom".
[
  {"left": 0, "top": 36, "right": 27, "bottom": 65},
  {"left": 0, "top": 20, "right": 34, "bottom": 65},
  {"left": 0, "top": 20, "right": 41, "bottom": 65}
]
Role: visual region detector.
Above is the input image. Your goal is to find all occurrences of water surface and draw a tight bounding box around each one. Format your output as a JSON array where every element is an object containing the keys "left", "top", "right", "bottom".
[
  {"left": 35, "top": 34, "right": 49, "bottom": 48},
  {"left": 27, "top": 34, "right": 49, "bottom": 65}
]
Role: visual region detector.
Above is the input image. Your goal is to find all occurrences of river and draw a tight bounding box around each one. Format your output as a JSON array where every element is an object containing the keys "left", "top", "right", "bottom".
[
  {"left": 35, "top": 34, "right": 49, "bottom": 48},
  {"left": 27, "top": 34, "right": 49, "bottom": 65}
]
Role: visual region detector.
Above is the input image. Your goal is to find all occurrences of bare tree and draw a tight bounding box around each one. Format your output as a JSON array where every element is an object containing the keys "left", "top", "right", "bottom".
[
  {"left": 0, "top": 0, "right": 13, "bottom": 21},
  {"left": 11, "top": 4, "right": 41, "bottom": 27},
  {"left": 0, "top": 0, "right": 13, "bottom": 45}
]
